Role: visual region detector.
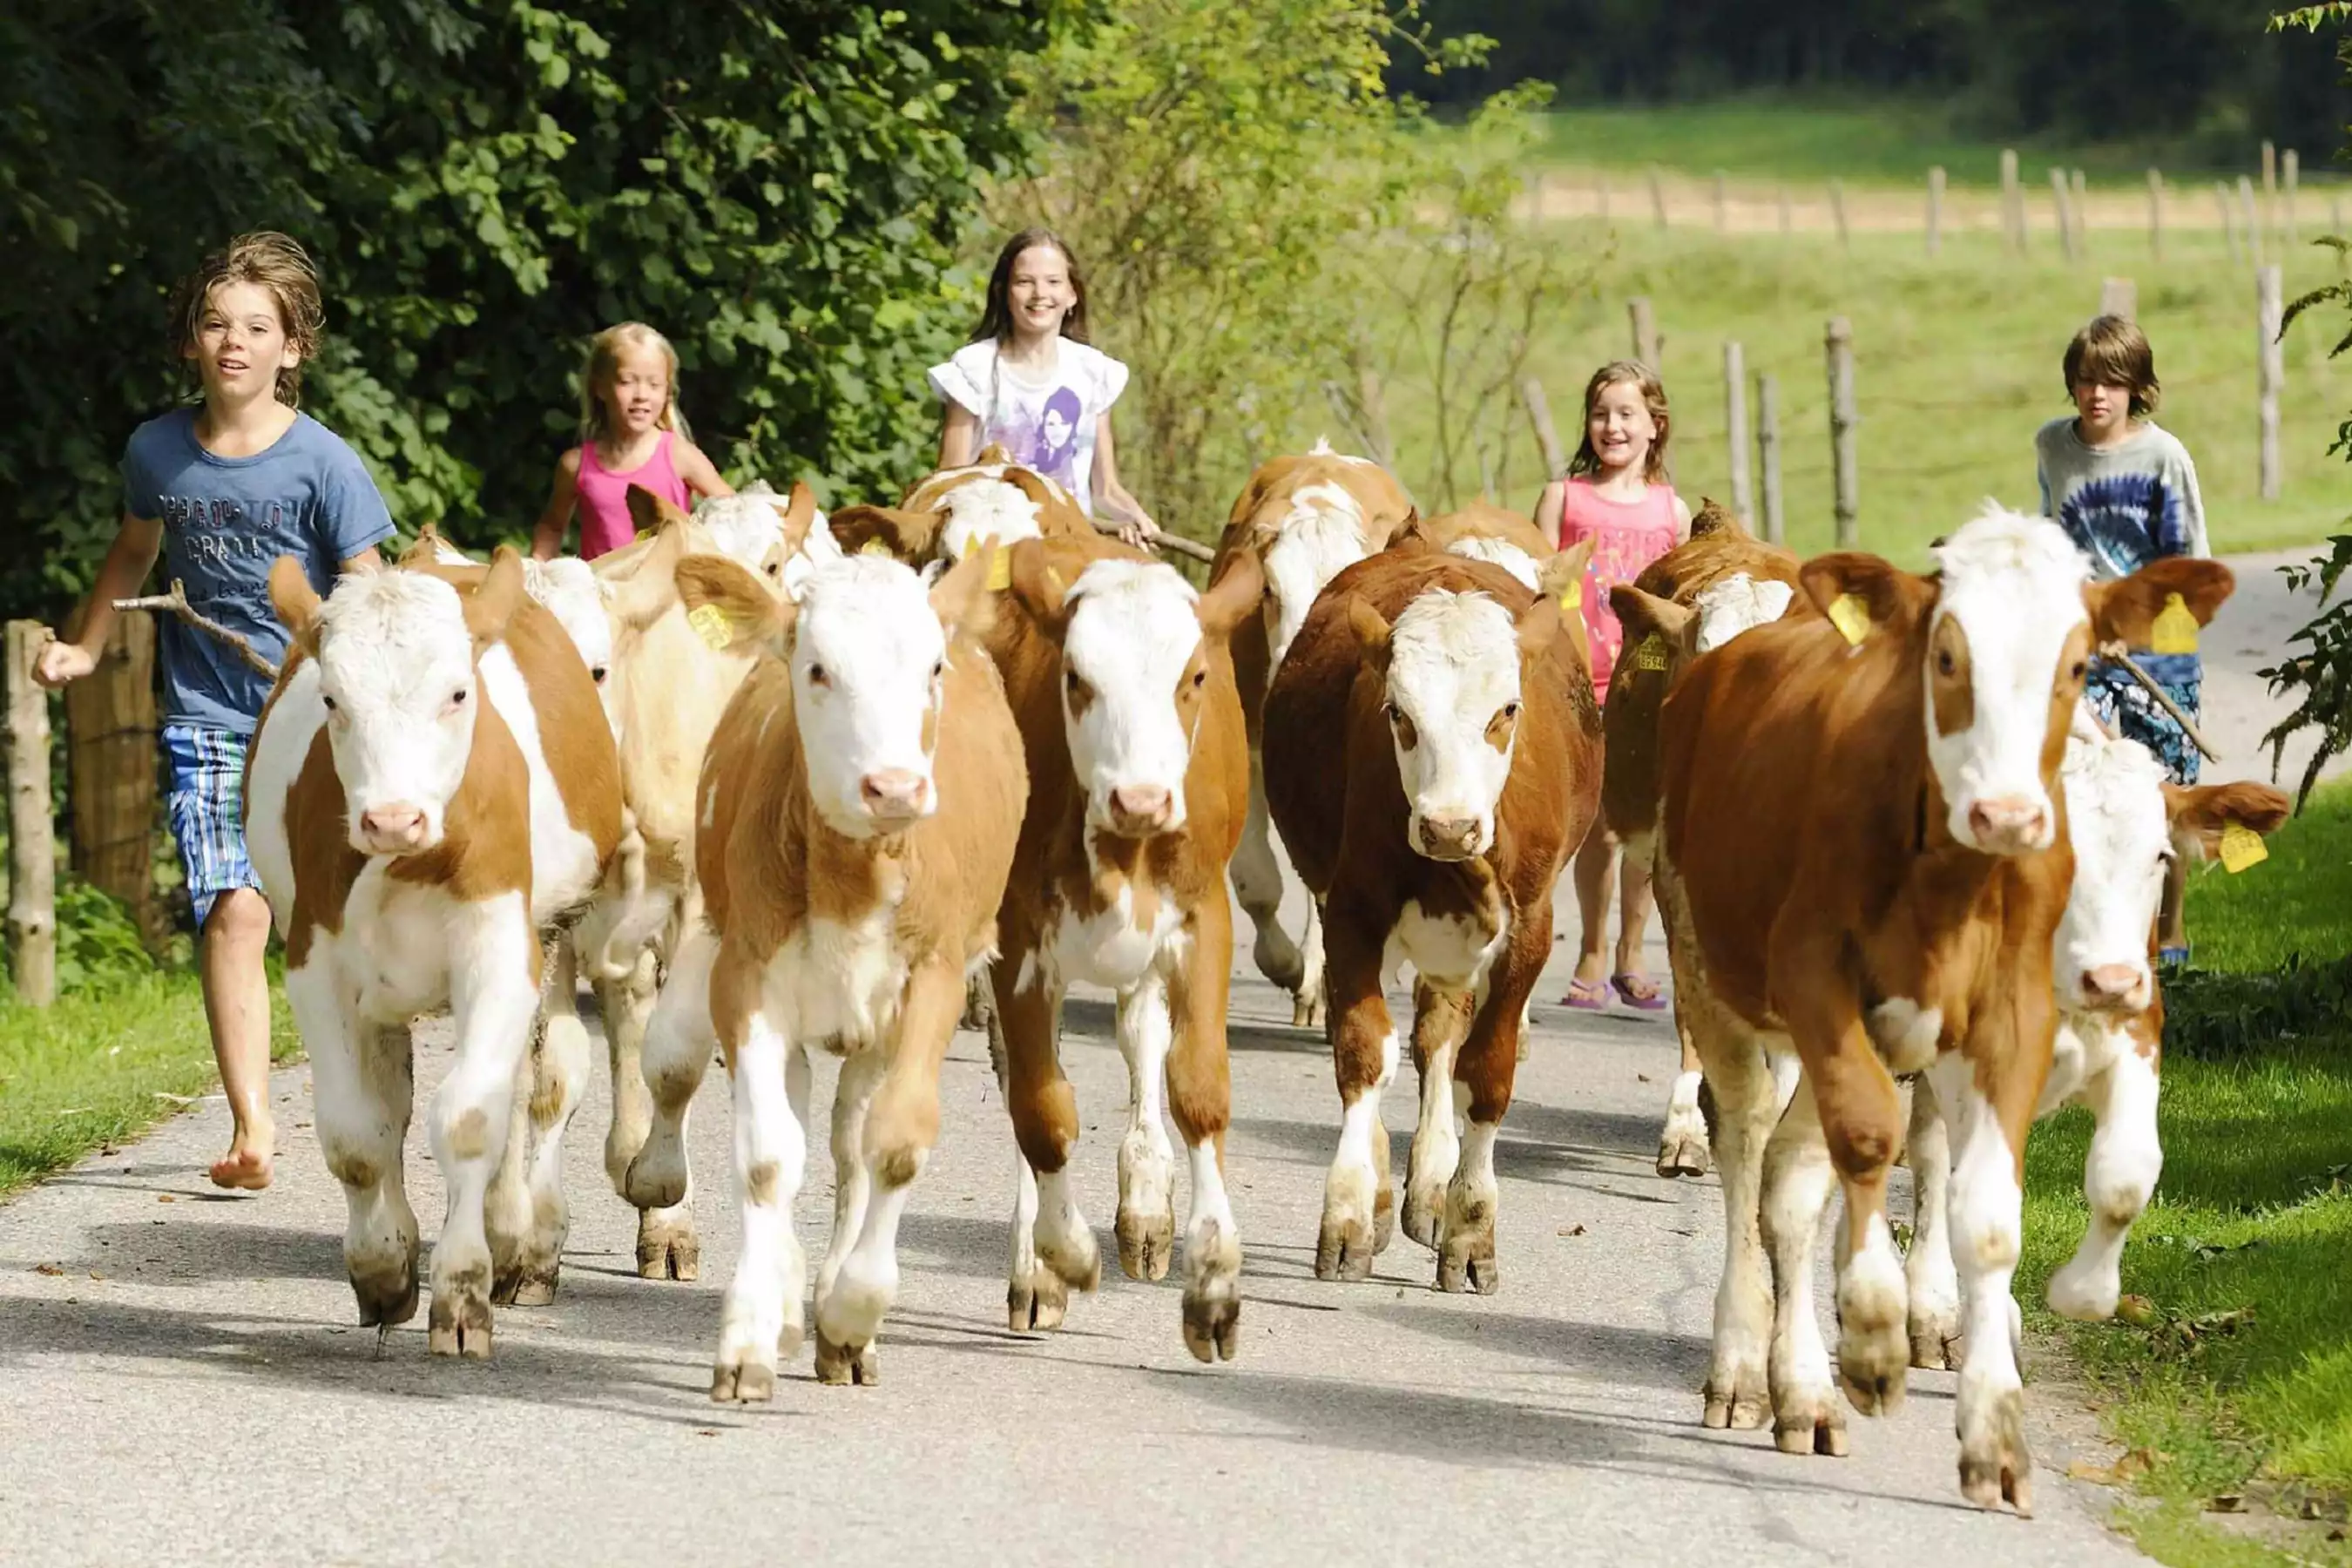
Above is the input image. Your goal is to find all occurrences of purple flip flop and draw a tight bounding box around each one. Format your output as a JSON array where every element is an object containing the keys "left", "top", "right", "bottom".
[
  {"left": 1561, "top": 977, "right": 1612, "bottom": 1010},
  {"left": 1611, "top": 972, "right": 1670, "bottom": 1011}
]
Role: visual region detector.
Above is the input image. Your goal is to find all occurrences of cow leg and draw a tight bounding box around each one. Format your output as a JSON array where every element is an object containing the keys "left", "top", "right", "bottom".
[
  {"left": 1294, "top": 897, "right": 1328, "bottom": 1031},
  {"left": 300, "top": 961, "right": 420, "bottom": 1331},
  {"left": 814, "top": 1049, "right": 881, "bottom": 1339},
  {"left": 711, "top": 1009, "right": 809, "bottom": 1403},
  {"left": 1929, "top": 1051, "right": 2036, "bottom": 1513},
  {"left": 993, "top": 962, "right": 1096, "bottom": 1330},
  {"left": 1316, "top": 912, "right": 1396, "bottom": 1282},
  {"left": 508, "top": 936, "right": 594, "bottom": 1306},
  {"left": 1702, "top": 1039, "right": 1778, "bottom": 1431},
  {"left": 1761, "top": 1079, "right": 1846, "bottom": 1455},
  {"left": 1903, "top": 1073, "right": 1963, "bottom": 1369},
  {"left": 1113, "top": 972, "right": 1179, "bottom": 1283},
  {"left": 1402, "top": 977, "right": 1470, "bottom": 1250},
  {"left": 623, "top": 929, "right": 713, "bottom": 1282},
  {"left": 1439, "top": 902, "right": 1549, "bottom": 1296},
  {"left": 598, "top": 946, "right": 659, "bottom": 1193},
  {"left": 1232, "top": 748, "right": 1304, "bottom": 995},
  {"left": 1657, "top": 1028, "right": 1711, "bottom": 1178},
  {"left": 484, "top": 1018, "right": 536, "bottom": 1304},
  {"left": 1169, "top": 896, "right": 1241, "bottom": 1363},
  {"left": 425, "top": 898, "right": 542, "bottom": 1360},
  {"left": 2046, "top": 1047, "right": 2161, "bottom": 1321}
]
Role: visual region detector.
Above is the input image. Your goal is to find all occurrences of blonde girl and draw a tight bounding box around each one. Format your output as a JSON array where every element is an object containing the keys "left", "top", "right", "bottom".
[
  {"left": 1535, "top": 361, "right": 1692, "bottom": 1012},
  {"left": 531, "top": 322, "right": 732, "bottom": 560}
]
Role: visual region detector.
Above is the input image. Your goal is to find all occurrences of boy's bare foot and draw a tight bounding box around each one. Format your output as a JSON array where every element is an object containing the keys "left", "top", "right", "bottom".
[{"left": 209, "top": 1144, "right": 274, "bottom": 1191}]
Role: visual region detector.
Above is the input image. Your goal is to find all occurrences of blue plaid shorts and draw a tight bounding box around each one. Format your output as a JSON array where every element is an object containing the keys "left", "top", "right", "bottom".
[{"left": 162, "top": 723, "right": 263, "bottom": 929}]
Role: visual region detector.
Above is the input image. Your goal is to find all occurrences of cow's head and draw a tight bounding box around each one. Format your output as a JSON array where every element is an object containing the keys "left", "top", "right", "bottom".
[
  {"left": 689, "top": 479, "right": 835, "bottom": 597},
  {"left": 1350, "top": 580, "right": 1565, "bottom": 862},
  {"left": 270, "top": 549, "right": 527, "bottom": 856},
  {"left": 2058, "top": 730, "right": 2290, "bottom": 1012},
  {"left": 674, "top": 544, "right": 997, "bottom": 838},
  {"left": 1010, "top": 542, "right": 1262, "bottom": 838},
  {"left": 1259, "top": 485, "right": 1375, "bottom": 672},
  {"left": 1800, "top": 505, "right": 2233, "bottom": 856}
]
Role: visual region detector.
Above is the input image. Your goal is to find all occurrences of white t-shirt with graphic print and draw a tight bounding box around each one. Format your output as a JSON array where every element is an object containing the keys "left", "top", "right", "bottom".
[{"left": 926, "top": 338, "right": 1130, "bottom": 517}]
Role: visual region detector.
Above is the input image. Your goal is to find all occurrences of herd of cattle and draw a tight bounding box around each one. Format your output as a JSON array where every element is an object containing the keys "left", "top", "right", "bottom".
[{"left": 238, "top": 436, "right": 2292, "bottom": 1512}]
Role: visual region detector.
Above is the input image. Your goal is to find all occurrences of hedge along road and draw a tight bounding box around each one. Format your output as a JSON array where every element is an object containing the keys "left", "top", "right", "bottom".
[{"left": 0, "top": 546, "right": 2329, "bottom": 1565}]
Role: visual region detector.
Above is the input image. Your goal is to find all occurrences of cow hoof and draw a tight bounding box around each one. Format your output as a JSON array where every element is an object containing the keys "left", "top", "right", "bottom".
[
  {"left": 1009, "top": 1267, "right": 1071, "bottom": 1333},
  {"left": 1703, "top": 1369, "right": 1769, "bottom": 1430},
  {"left": 1117, "top": 1203, "right": 1175, "bottom": 1282},
  {"left": 1371, "top": 1181, "right": 1396, "bottom": 1254},
  {"left": 636, "top": 1209, "right": 700, "bottom": 1281},
  {"left": 1909, "top": 1323, "right": 1963, "bottom": 1371},
  {"left": 1182, "top": 1292, "right": 1240, "bottom": 1364},
  {"left": 1292, "top": 994, "right": 1326, "bottom": 1031},
  {"left": 1958, "top": 1389, "right": 2034, "bottom": 1515},
  {"left": 1655, "top": 1132, "right": 1711, "bottom": 1179},
  {"left": 1036, "top": 1224, "right": 1102, "bottom": 1297},
  {"left": 1401, "top": 1179, "right": 1443, "bottom": 1251},
  {"left": 1774, "top": 1401, "right": 1848, "bottom": 1457},
  {"left": 509, "top": 1267, "right": 559, "bottom": 1308},
  {"left": 1314, "top": 1213, "right": 1375, "bottom": 1282},
  {"left": 711, "top": 1356, "right": 775, "bottom": 1404},
  {"left": 1436, "top": 1236, "right": 1499, "bottom": 1295},
  {"left": 350, "top": 1262, "right": 420, "bottom": 1330},
  {"left": 814, "top": 1331, "right": 880, "bottom": 1387},
  {"left": 427, "top": 1289, "right": 494, "bottom": 1361}
]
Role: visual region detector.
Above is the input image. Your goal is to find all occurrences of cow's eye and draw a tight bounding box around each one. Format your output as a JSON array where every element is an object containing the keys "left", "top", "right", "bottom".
[
  {"left": 1500, "top": 701, "right": 1520, "bottom": 722},
  {"left": 450, "top": 688, "right": 469, "bottom": 707},
  {"left": 591, "top": 666, "right": 608, "bottom": 685},
  {"left": 808, "top": 664, "right": 830, "bottom": 688},
  {"left": 1192, "top": 668, "right": 1207, "bottom": 689},
  {"left": 1936, "top": 649, "right": 1957, "bottom": 677},
  {"left": 321, "top": 693, "right": 339, "bottom": 713},
  {"left": 931, "top": 659, "right": 945, "bottom": 681},
  {"left": 2070, "top": 658, "right": 2088, "bottom": 681}
]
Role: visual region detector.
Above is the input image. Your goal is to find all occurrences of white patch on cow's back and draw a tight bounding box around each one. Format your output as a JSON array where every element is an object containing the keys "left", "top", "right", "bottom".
[
  {"left": 1260, "top": 484, "right": 1370, "bottom": 669},
  {"left": 1445, "top": 537, "right": 1541, "bottom": 590},
  {"left": 1693, "top": 573, "right": 1794, "bottom": 652},
  {"left": 939, "top": 477, "right": 1044, "bottom": 562}
]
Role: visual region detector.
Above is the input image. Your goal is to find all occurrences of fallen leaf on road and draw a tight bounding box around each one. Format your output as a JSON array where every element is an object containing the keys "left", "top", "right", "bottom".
[
  {"left": 1558, "top": 1224, "right": 1586, "bottom": 1237},
  {"left": 1636, "top": 1073, "right": 1651, "bottom": 1083},
  {"left": 2067, "top": 1449, "right": 2153, "bottom": 1487},
  {"left": 2207, "top": 1495, "right": 2247, "bottom": 1514},
  {"left": 157, "top": 1194, "right": 174, "bottom": 1204},
  {"left": 87, "top": 1271, "right": 104, "bottom": 1281},
  {"left": 32, "top": 1263, "right": 63, "bottom": 1276}
]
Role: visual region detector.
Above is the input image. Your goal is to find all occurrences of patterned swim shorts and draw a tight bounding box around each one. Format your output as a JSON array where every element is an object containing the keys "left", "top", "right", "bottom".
[{"left": 162, "top": 723, "right": 264, "bottom": 929}]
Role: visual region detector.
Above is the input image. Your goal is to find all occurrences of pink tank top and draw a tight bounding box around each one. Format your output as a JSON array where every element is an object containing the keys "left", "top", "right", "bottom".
[
  {"left": 1553, "top": 476, "right": 1681, "bottom": 700},
  {"left": 574, "top": 430, "right": 690, "bottom": 560}
]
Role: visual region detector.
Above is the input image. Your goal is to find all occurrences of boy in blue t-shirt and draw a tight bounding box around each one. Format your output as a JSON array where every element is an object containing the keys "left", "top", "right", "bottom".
[{"left": 37, "top": 233, "right": 394, "bottom": 1191}]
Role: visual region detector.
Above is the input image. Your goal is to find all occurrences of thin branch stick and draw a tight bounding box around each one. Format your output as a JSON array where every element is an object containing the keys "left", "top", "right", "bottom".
[
  {"left": 2099, "top": 641, "right": 2222, "bottom": 762},
  {"left": 114, "top": 580, "right": 280, "bottom": 681},
  {"left": 1090, "top": 518, "right": 1213, "bottom": 564}
]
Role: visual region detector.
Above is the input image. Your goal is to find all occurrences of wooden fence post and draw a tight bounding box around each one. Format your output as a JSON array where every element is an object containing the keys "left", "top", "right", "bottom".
[
  {"left": 2258, "top": 264, "right": 2284, "bottom": 502},
  {"left": 63, "top": 611, "right": 161, "bottom": 954},
  {"left": 2240, "top": 176, "right": 2263, "bottom": 267},
  {"left": 1629, "top": 295, "right": 1659, "bottom": 368},
  {"left": 1927, "top": 166, "right": 1946, "bottom": 257},
  {"left": 2002, "top": 148, "right": 2024, "bottom": 253},
  {"left": 1723, "top": 341, "right": 1753, "bottom": 523},
  {"left": 1755, "top": 373, "right": 1784, "bottom": 545},
  {"left": 2101, "top": 277, "right": 2138, "bottom": 320},
  {"left": 1826, "top": 316, "right": 1859, "bottom": 548},
  {"left": 2218, "top": 182, "right": 2240, "bottom": 263},
  {"left": 2146, "top": 169, "right": 2164, "bottom": 260},
  {"left": 1649, "top": 166, "right": 1668, "bottom": 229},
  {"left": 2262, "top": 140, "right": 2278, "bottom": 234},
  {"left": 1828, "top": 179, "right": 1850, "bottom": 253},
  {"left": 6, "top": 621, "right": 56, "bottom": 1007},
  {"left": 1713, "top": 171, "right": 1728, "bottom": 234},
  {"left": 2051, "top": 167, "right": 2078, "bottom": 262},
  {"left": 2072, "top": 169, "right": 2090, "bottom": 254},
  {"left": 1519, "top": 375, "right": 1567, "bottom": 480},
  {"left": 2282, "top": 150, "right": 2299, "bottom": 247}
]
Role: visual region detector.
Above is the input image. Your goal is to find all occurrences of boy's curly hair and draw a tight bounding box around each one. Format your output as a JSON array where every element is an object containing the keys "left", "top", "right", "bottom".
[
  {"left": 169, "top": 232, "right": 324, "bottom": 408},
  {"left": 2063, "top": 315, "right": 2160, "bottom": 418}
]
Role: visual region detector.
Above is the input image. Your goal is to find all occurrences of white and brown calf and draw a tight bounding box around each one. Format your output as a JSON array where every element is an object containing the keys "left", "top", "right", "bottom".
[
  {"left": 621, "top": 546, "right": 1026, "bottom": 1399},
  {"left": 1215, "top": 441, "right": 1418, "bottom": 1028},
  {"left": 987, "top": 534, "right": 1262, "bottom": 1358},
  {"left": 246, "top": 549, "right": 622, "bottom": 1355},
  {"left": 1263, "top": 550, "right": 1601, "bottom": 1290}
]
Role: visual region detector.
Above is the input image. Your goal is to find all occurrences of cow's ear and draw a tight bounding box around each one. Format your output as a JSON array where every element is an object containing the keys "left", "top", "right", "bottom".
[
  {"left": 1611, "top": 584, "right": 1694, "bottom": 655},
  {"left": 1347, "top": 595, "right": 1395, "bottom": 677},
  {"left": 599, "top": 515, "right": 693, "bottom": 632},
  {"left": 268, "top": 556, "right": 325, "bottom": 657},
  {"left": 465, "top": 547, "right": 529, "bottom": 649},
  {"left": 395, "top": 522, "right": 444, "bottom": 569},
  {"left": 1798, "top": 553, "right": 1935, "bottom": 644},
  {"left": 2163, "top": 780, "right": 2293, "bottom": 862},
  {"left": 626, "top": 483, "right": 691, "bottom": 541},
  {"left": 930, "top": 536, "right": 999, "bottom": 647},
  {"left": 1197, "top": 545, "right": 1265, "bottom": 640},
  {"left": 827, "top": 504, "right": 941, "bottom": 564},
  {"left": 1686, "top": 497, "right": 1742, "bottom": 540},
  {"left": 972, "top": 442, "right": 1013, "bottom": 467},
  {"left": 2088, "top": 558, "right": 2234, "bottom": 651},
  {"left": 1540, "top": 537, "right": 1597, "bottom": 607},
  {"left": 676, "top": 551, "right": 791, "bottom": 654}
]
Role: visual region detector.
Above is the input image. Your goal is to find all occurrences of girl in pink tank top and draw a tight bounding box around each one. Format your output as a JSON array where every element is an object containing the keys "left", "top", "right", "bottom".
[
  {"left": 1535, "top": 361, "right": 1690, "bottom": 1015},
  {"left": 531, "top": 321, "right": 733, "bottom": 562}
]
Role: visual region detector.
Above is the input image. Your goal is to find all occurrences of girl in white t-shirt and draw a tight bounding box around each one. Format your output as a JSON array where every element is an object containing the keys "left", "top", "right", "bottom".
[{"left": 929, "top": 229, "right": 1158, "bottom": 544}]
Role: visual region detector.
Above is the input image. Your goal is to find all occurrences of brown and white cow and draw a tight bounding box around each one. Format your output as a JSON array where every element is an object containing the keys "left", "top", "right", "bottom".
[
  {"left": 246, "top": 548, "right": 623, "bottom": 1355},
  {"left": 621, "top": 544, "right": 1026, "bottom": 1399},
  {"left": 1264, "top": 550, "right": 1601, "bottom": 1289},
  {"left": 1598, "top": 507, "right": 1802, "bottom": 1175},
  {"left": 984, "top": 532, "right": 1262, "bottom": 1358},
  {"left": 1388, "top": 502, "right": 1558, "bottom": 593},
  {"left": 1653, "top": 504, "right": 2231, "bottom": 1510},
  {"left": 1217, "top": 441, "right": 1417, "bottom": 1027}
]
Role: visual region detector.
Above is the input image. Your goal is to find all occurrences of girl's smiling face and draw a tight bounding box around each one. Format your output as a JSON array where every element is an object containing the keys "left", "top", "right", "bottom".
[
  {"left": 1587, "top": 379, "right": 1659, "bottom": 475},
  {"left": 1007, "top": 245, "right": 1074, "bottom": 339},
  {"left": 190, "top": 280, "right": 296, "bottom": 402},
  {"left": 605, "top": 344, "right": 671, "bottom": 436}
]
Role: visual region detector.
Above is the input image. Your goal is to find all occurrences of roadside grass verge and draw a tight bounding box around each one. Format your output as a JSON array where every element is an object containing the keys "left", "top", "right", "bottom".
[{"left": 2019, "top": 780, "right": 2352, "bottom": 1563}]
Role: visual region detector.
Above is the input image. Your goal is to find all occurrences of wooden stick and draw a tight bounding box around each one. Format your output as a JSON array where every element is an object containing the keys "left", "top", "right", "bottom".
[
  {"left": 5, "top": 622, "right": 56, "bottom": 1006},
  {"left": 1520, "top": 375, "right": 1567, "bottom": 479},
  {"left": 2099, "top": 642, "right": 2222, "bottom": 762},
  {"left": 113, "top": 580, "right": 280, "bottom": 681},
  {"left": 2257, "top": 264, "right": 2284, "bottom": 501}
]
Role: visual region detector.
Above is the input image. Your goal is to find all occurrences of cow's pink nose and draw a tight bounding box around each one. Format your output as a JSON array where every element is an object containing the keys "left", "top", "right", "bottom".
[
  {"left": 2081, "top": 963, "right": 2144, "bottom": 1009},
  {"left": 1107, "top": 785, "right": 1173, "bottom": 834},
  {"left": 860, "top": 769, "right": 929, "bottom": 820},
  {"left": 1416, "top": 814, "right": 1483, "bottom": 861},
  {"left": 1967, "top": 796, "right": 2048, "bottom": 852},
  {"left": 359, "top": 805, "right": 425, "bottom": 846}
]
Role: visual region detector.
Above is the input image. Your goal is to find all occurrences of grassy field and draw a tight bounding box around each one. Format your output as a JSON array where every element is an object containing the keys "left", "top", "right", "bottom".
[
  {"left": 2019, "top": 781, "right": 2352, "bottom": 1565},
  {"left": 1370, "top": 216, "right": 2352, "bottom": 566}
]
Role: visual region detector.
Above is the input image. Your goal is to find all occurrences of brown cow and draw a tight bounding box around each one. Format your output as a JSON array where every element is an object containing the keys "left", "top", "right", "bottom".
[
  {"left": 1264, "top": 550, "right": 1601, "bottom": 1290},
  {"left": 1217, "top": 442, "right": 1417, "bottom": 1027},
  {"left": 1654, "top": 504, "right": 2232, "bottom": 1511},
  {"left": 985, "top": 533, "right": 1263, "bottom": 1358},
  {"left": 621, "top": 544, "right": 1026, "bottom": 1399}
]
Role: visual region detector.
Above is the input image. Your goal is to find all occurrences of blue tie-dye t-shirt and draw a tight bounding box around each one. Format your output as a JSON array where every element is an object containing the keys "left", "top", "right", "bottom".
[{"left": 2033, "top": 416, "right": 2208, "bottom": 579}]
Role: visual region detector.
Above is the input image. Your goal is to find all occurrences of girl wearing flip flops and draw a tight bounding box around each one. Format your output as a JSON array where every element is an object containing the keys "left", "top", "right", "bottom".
[{"left": 1534, "top": 361, "right": 1692, "bottom": 1013}]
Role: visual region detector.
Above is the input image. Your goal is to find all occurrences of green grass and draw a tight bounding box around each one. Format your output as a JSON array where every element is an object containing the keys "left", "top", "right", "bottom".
[
  {"left": 2019, "top": 778, "right": 2352, "bottom": 1565},
  {"left": 0, "top": 970, "right": 299, "bottom": 1196},
  {"left": 1373, "top": 220, "right": 2352, "bottom": 566}
]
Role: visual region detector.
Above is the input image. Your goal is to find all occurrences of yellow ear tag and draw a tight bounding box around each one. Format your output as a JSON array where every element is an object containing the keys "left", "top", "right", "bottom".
[
  {"left": 686, "top": 603, "right": 733, "bottom": 652},
  {"left": 2150, "top": 592, "right": 2200, "bottom": 656},
  {"left": 1632, "top": 633, "right": 1669, "bottom": 672},
  {"left": 2218, "top": 821, "right": 2268, "bottom": 874},
  {"left": 1558, "top": 577, "right": 1583, "bottom": 613},
  {"left": 858, "top": 537, "right": 891, "bottom": 558},
  {"left": 985, "top": 544, "right": 1012, "bottom": 592},
  {"left": 1827, "top": 592, "right": 1870, "bottom": 646}
]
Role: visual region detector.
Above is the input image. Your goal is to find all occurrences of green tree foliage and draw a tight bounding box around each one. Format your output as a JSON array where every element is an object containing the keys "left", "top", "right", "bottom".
[{"left": 0, "top": 0, "right": 1079, "bottom": 622}]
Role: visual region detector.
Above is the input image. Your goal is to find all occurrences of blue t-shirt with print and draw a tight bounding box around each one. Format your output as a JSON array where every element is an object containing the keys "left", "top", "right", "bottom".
[{"left": 122, "top": 408, "right": 395, "bottom": 734}]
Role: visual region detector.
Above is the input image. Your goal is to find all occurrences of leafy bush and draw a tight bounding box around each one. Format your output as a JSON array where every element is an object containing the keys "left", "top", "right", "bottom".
[
  {"left": 51, "top": 878, "right": 165, "bottom": 995},
  {"left": 2161, "top": 955, "right": 2352, "bottom": 1060}
]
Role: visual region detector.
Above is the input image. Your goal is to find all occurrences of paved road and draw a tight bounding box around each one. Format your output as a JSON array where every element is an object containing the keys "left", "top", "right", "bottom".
[{"left": 2198, "top": 546, "right": 2347, "bottom": 793}]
